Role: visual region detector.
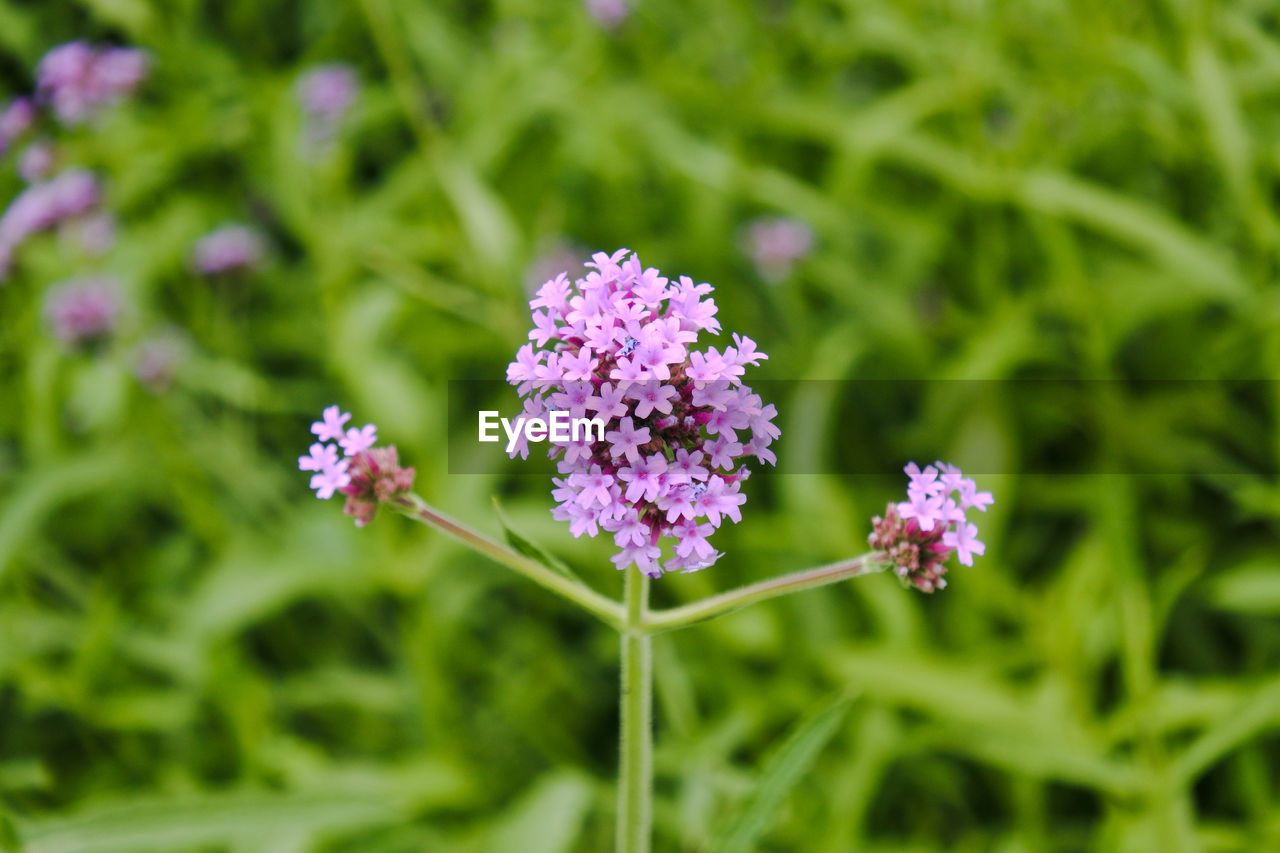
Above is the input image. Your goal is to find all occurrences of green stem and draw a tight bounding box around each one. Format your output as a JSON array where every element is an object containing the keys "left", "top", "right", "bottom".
[
  {"left": 390, "top": 493, "right": 624, "bottom": 631},
  {"left": 617, "top": 570, "right": 653, "bottom": 853},
  {"left": 640, "top": 552, "right": 891, "bottom": 635}
]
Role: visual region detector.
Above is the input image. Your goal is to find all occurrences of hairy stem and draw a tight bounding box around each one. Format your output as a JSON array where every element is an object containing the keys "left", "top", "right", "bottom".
[
  {"left": 640, "top": 552, "right": 891, "bottom": 635},
  {"left": 617, "top": 570, "right": 653, "bottom": 853},
  {"left": 390, "top": 493, "right": 624, "bottom": 630}
]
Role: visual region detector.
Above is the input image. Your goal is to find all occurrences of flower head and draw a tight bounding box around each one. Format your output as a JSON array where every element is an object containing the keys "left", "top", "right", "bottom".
[
  {"left": 191, "top": 224, "right": 266, "bottom": 276},
  {"left": 868, "top": 461, "right": 993, "bottom": 592},
  {"left": 36, "top": 42, "right": 148, "bottom": 125},
  {"left": 301, "top": 406, "right": 414, "bottom": 527},
  {"left": 0, "top": 98, "right": 35, "bottom": 154},
  {"left": 743, "top": 216, "right": 814, "bottom": 281},
  {"left": 44, "top": 275, "right": 122, "bottom": 346},
  {"left": 506, "top": 249, "right": 778, "bottom": 577}
]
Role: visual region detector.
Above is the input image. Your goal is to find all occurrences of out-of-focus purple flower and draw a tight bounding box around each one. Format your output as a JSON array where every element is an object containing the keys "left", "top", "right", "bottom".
[
  {"left": 0, "top": 98, "right": 35, "bottom": 154},
  {"left": 296, "top": 64, "right": 358, "bottom": 153},
  {"left": 0, "top": 169, "right": 101, "bottom": 280},
  {"left": 63, "top": 211, "right": 117, "bottom": 256},
  {"left": 36, "top": 42, "right": 148, "bottom": 125},
  {"left": 132, "top": 328, "right": 189, "bottom": 392},
  {"left": 585, "top": 0, "right": 630, "bottom": 29},
  {"left": 18, "top": 140, "right": 56, "bottom": 183},
  {"left": 524, "top": 241, "right": 589, "bottom": 297},
  {"left": 506, "top": 249, "right": 777, "bottom": 577},
  {"left": 868, "top": 461, "right": 993, "bottom": 592},
  {"left": 297, "top": 64, "right": 358, "bottom": 124},
  {"left": 301, "top": 405, "right": 414, "bottom": 527},
  {"left": 743, "top": 216, "right": 814, "bottom": 281},
  {"left": 44, "top": 275, "right": 123, "bottom": 346},
  {"left": 191, "top": 224, "right": 266, "bottom": 275}
]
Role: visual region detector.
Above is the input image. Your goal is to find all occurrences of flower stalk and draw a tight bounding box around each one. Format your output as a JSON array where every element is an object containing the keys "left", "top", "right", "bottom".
[{"left": 617, "top": 569, "right": 653, "bottom": 853}]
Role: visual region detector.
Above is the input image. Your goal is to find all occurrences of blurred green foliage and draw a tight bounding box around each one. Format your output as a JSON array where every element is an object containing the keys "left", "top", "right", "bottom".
[{"left": 2, "top": 0, "right": 1280, "bottom": 850}]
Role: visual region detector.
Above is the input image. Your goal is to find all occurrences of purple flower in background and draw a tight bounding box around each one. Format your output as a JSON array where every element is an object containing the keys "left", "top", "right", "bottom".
[
  {"left": 524, "top": 241, "right": 589, "bottom": 298},
  {"left": 585, "top": 0, "right": 630, "bottom": 29},
  {"left": 132, "top": 328, "right": 189, "bottom": 392},
  {"left": 297, "top": 64, "right": 357, "bottom": 124},
  {"left": 296, "top": 64, "right": 358, "bottom": 152},
  {"left": 36, "top": 42, "right": 148, "bottom": 125},
  {"left": 63, "top": 211, "right": 117, "bottom": 256},
  {"left": 507, "top": 249, "right": 778, "bottom": 577},
  {"left": 868, "top": 461, "right": 994, "bottom": 592},
  {"left": 0, "top": 169, "right": 101, "bottom": 280},
  {"left": 0, "top": 98, "right": 35, "bottom": 154},
  {"left": 44, "top": 275, "right": 122, "bottom": 346},
  {"left": 17, "top": 140, "right": 56, "bottom": 183},
  {"left": 191, "top": 224, "right": 266, "bottom": 275},
  {"left": 743, "top": 216, "right": 814, "bottom": 281}
]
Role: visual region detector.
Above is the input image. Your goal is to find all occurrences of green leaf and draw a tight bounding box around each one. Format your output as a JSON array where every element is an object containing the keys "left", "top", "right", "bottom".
[
  {"left": 485, "top": 770, "right": 594, "bottom": 853},
  {"left": 491, "top": 497, "right": 583, "bottom": 585},
  {"left": 18, "top": 790, "right": 404, "bottom": 853},
  {"left": 1207, "top": 561, "right": 1280, "bottom": 614},
  {"left": 711, "top": 692, "right": 856, "bottom": 853}
]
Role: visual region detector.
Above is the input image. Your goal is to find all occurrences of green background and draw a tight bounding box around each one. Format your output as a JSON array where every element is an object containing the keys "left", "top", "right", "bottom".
[{"left": 2, "top": 1, "right": 1279, "bottom": 850}]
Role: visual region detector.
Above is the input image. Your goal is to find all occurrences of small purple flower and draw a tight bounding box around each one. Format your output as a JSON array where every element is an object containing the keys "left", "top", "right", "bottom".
[
  {"left": 299, "top": 442, "right": 341, "bottom": 472},
  {"left": 869, "top": 461, "right": 993, "bottom": 592},
  {"left": 297, "top": 64, "right": 358, "bottom": 123},
  {"left": 585, "top": 0, "right": 630, "bottom": 29},
  {"left": 191, "top": 224, "right": 265, "bottom": 275},
  {"left": 743, "top": 216, "right": 814, "bottom": 281},
  {"left": 338, "top": 424, "right": 378, "bottom": 456},
  {"left": 942, "top": 522, "right": 985, "bottom": 567},
  {"left": 44, "top": 275, "right": 123, "bottom": 346},
  {"left": 309, "top": 464, "right": 351, "bottom": 500},
  {"left": 311, "top": 405, "right": 352, "bottom": 442}
]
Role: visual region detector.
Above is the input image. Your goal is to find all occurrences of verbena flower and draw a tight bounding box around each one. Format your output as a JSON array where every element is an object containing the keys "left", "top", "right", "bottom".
[
  {"left": 585, "top": 0, "right": 630, "bottom": 29},
  {"left": 36, "top": 42, "right": 148, "bottom": 125},
  {"left": 301, "top": 406, "right": 414, "bottom": 527},
  {"left": 0, "top": 168, "right": 101, "bottom": 276},
  {"left": 132, "top": 328, "right": 189, "bottom": 393},
  {"left": 743, "top": 216, "right": 813, "bottom": 281},
  {"left": 296, "top": 64, "right": 357, "bottom": 152},
  {"left": 191, "top": 224, "right": 266, "bottom": 276},
  {"left": 297, "top": 64, "right": 357, "bottom": 124},
  {"left": 507, "top": 248, "right": 778, "bottom": 577},
  {"left": 0, "top": 98, "right": 35, "bottom": 154},
  {"left": 869, "top": 461, "right": 993, "bottom": 592},
  {"left": 44, "top": 275, "right": 122, "bottom": 347}
]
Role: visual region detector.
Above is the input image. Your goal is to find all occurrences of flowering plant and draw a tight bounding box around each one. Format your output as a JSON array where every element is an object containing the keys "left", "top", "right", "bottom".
[{"left": 301, "top": 251, "right": 993, "bottom": 853}]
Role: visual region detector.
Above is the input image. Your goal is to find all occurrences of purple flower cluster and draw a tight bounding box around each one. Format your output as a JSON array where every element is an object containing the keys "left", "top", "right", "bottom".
[
  {"left": 191, "top": 224, "right": 266, "bottom": 276},
  {"left": 743, "top": 216, "right": 813, "bottom": 281},
  {"left": 0, "top": 169, "right": 102, "bottom": 280},
  {"left": 301, "top": 406, "right": 414, "bottom": 527},
  {"left": 36, "top": 42, "right": 148, "bottom": 125},
  {"left": 44, "top": 275, "right": 122, "bottom": 346},
  {"left": 507, "top": 249, "right": 779, "bottom": 577},
  {"left": 869, "top": 462, "right": 993, "bottom": 592}
]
